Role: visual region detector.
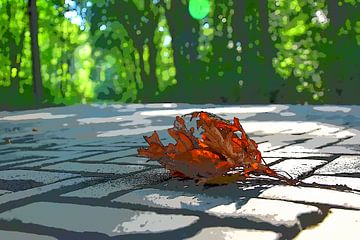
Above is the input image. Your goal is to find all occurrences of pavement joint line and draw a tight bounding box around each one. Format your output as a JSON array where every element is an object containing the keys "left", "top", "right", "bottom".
[
  {"left": 314, "top": 135, "right": 354, "bottom": 149},
  {"left": 296, "top": 155, "right": 340, "bottom": 180}
]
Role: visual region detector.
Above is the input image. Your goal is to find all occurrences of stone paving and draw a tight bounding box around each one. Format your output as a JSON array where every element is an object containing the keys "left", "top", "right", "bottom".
[{"left": 0, "top": 103, "right": 359, "bottom": 240}]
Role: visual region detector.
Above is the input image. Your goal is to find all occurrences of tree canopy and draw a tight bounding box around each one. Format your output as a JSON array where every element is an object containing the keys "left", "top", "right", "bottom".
[{"left": 0, "top": 0, "right": 359, "bottom": 109}]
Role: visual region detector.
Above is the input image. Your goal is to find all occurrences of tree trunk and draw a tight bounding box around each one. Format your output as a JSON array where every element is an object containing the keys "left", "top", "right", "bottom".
[
  {"left": 9, "top": 30, "right": 25, "bottom": 94},
  {"left": 28, "top": 0, "right": 43, "bottom": 103},
  {"left": 258, "top": 0, "right": 287, "bottom": 103},
  {"left": 101, "top": 0, "right": 159, "bottom": 102},
  {"left": 161, "top": 0, "right": 201, "bottom": 102}
]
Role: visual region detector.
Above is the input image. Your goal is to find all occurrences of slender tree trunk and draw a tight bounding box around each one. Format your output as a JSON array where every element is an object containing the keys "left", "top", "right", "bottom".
[
  {"left": 104, "top": 0, "right": 159, "bottom": 102},
  {"left": 10, "top": 30, "right": 25, "bottom": 93},
  {"left": 161, "top": 0, "right": 201, "bottom": 102},
  {"left": 28, "top": 0, "right": 43, "bottom": 103},
  {"left": 136, "top": 15, "right": 158, "bottom": 102},
  {"left": 258, "top": 0, "right": 286, "bottom": 103}
]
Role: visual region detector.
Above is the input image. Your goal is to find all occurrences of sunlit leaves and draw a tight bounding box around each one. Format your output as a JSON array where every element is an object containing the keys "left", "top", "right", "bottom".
[
  {"left": 269, "top": 0, "right": 328, "bottom": 100},
  {"left": 154, "top": 7, "right": 177, "bottom": 92}
]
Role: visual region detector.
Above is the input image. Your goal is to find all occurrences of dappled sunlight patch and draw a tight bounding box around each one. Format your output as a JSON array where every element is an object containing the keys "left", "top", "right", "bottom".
[
  {"left": 77, "top": 116, "right": 123, "bottom": 125},
  {"left": 313, "top": 106, "right": 352, "bottom": 113},
  {"left": 97, "top": 125, "right": 172, "bottom": 137},
  {"left": 0, "top": 113, "right": 75, "bottom": 121},
  {"left": 140, "top": 106, "right": 278, "bottom": 117}
]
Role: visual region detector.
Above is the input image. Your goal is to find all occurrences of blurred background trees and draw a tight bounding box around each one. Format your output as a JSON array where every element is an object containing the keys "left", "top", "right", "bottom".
[{"left": 0, "top": 0, "right": 359, "bottom": 109}]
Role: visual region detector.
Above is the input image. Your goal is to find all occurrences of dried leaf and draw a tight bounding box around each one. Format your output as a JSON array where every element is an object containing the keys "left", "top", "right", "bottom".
[{"left": 138, "top": 111, "right": 293, "bottom": 185}]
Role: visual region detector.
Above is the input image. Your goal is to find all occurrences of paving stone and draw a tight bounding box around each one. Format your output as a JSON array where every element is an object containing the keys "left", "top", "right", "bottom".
[
  {"left": 0, "top": 150, "right": 79, "bottom": 162},
  {"left": 0, "top": 177, "right": 94, "bottom": 205},
  {"left": 0, "top": 151, "right": 44, "bottom": 163},
  {"left": 186, "top": 227, "right": 281, "bottom": 240},
  {"left": 314, "top": 155, "right": 360, "bottom": 175},
  {"left": 318, "top": 146, "right": 360, "bottom": 154},
  {"left": 107, "top": 156, "right": 160, "bottom": 166},
  {"left": 303, "top": 175, "right": 360, "bottom": 191},
  {"left": 295, "top": 137, "right": 339, "bottom": 150},
  {"left": 0, "top": 170, "right": 78, "bottom": 184},
  {"left": 116, "top": 148, "right": 139, "bottom": 157},
  {"left": 242, "top": 121, "right": 319, "bottom": 135},
  {"left": 0, "top": 230, "right": 57, "bottom": 240},
  {"left": 259, "top": 185, "right": 360, "bottom": 209},
  {"left": 308, "top": 125, "right": 343, "bottom": 137},
  {"left": 59, "top": 145, "right": 129, "bottom": 152},
  {"left": 112, "top": 188, "right": 234, "bottom": 212},
  {"left": 42, "top": 162, "right": 147, "bottom": 175},
  {"left": 16, "top": 151, "right": 103, "bottom": 168},
  {"left": 0, "top": 189, "right": 12, "bottom": 196},
  {"left": 0, "top": 202, "right": 199, "bottom": 237},
  {"left": 0, "top": 157, "right": 47, "bottom": 168},
  {"left": 62, "top": 168, "right": 169, "bottom": 198},
  {"left": 271, "top": 159, "right": 327, "bottom": 178},
  {"left": 208, "top": 198, "right": 322, "bottom": 228},
  {"left": 294, "top": 208, "right": 360, "bottom": 240},
  {"left": 261, "top": 151, "right": 330, "bottom": 158},
  {"left": 75, "top": 151, "right": 125, "bottom": 162}
]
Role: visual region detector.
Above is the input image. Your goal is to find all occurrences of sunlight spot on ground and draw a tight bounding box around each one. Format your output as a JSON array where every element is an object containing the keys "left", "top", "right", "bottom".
[
  {"left": 97, "top": 125, "right": 172, "bottom": 137},
  {"left": 140, "top": 106, "right": 277, "bottom": 116},
  {"left": 313, "top": 106, "right": 351, "bottom": 113},
  {"left": 0, "top": 113, "right": 75, "bottom": 121},
  {"left": 77, "top": 116, "right": 123, "bottom": 125}
]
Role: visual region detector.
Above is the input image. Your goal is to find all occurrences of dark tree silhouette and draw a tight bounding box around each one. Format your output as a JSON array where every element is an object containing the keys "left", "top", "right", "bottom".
[
  {"left": 28, "top": 0, "right": 43, "bottom": 103},
  {"left": 160, "top": 0, "right": 202, "bottom": 102}
]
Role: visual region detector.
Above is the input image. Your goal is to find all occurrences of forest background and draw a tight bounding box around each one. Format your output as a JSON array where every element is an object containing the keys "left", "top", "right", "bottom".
[{"left": 0, "top": 0, "right": 359, "bottom": 109}]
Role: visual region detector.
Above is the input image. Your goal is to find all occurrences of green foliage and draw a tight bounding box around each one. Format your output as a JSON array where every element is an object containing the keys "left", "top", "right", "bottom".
[
  {"left": 0, "top": 0, "right": 359, "bottom": 107},
  {"left": 268, "top": 0, "right": 328, "bottom": 101},
  {"left": 154, "top": 7, "right": 177, "bottom": 92}
]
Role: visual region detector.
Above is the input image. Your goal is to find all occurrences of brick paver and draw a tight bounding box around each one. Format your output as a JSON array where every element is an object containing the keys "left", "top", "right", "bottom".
[{"left": 0, "top": 104, "right": 359, "bottom": 239}]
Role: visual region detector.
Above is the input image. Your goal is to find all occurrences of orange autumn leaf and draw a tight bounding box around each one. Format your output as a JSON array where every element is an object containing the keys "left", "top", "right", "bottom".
[{"left": 138, "top": 111, "right": 293, "bottom": 185}]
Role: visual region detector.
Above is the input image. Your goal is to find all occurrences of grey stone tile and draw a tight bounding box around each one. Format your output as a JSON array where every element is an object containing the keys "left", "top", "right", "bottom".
[
  {"left": 0, "top": 150, "right": 78, "bottom": 162},
  {"left": 116, "top": 148, "right": 139, "bottom": 157},
  {"left": 314, "top": 156, "right": 360, "bottom": 175},
  {"left": 42, "top": 162, "right": 147, "bottom": 175},
  {"left": 62, "top": 168, "right": 169, "bottom": 198},
  {"left": 303, "top": 175, "right": 360, "bottom": 191},
  {"left": 0, "top": 170, "right": 78, "bottom": 184},
  {"left": 112, "top": 188, "right": 235, "bottom": 212},
  {"left": 58, "top": 145, "right": 129, "bottom": 152},
  {"left": 10, "top": 151, "right": 103, "bottom": 168},
  {"left": 259, "top": 185, "right": 360, "bottom": 209},
  {"left": 0, "top": 230, "right": 57, "bottom": 240},
  {"left": 271, "top": 159, "right": 327, "bottom": 178},
  {"left": 0, "top": 157, "right": 47, "bottom": 167},
  {"left": 107, "top": 156, "right": 160, "bottom": 166},
  {"left": 186, "top": 227, "right": 281, "bottom": 240},
  {"left": 0, "top": 202, "right": 199, "bottom": 236},
  {"left": 318, "top": 146, "right": 360, "bottom": 154},
  {"left": 75, "top": 151, "right": 125, "bottom": 162},
  {"left": 116, "top": 188, "right": 321, "bottom": 228},
  {"left": 0, "top": 151, "right": 44, "bottom": 162},
  {"left": 209, "top": 198, "right": 321, "bottom": 228},
  {"left": 294, "top": 208, "right": 360, "bottom": 240},
  {"left": 295, "top": 137, "right": 339, "bottom": 150},
  {"left": 0, "top": 189, "right": 12, "bottom": 196},
  {"left": 261, "top": 151, "right": 331, "bottom": 158},
  {"left": 0, "top": 177, "right": 94, "bottom": 205}
]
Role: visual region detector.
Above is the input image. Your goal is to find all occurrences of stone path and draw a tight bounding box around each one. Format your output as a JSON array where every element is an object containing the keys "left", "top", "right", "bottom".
[{"left": 0, "top": 104, "right": 359, "bottom": 240}]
